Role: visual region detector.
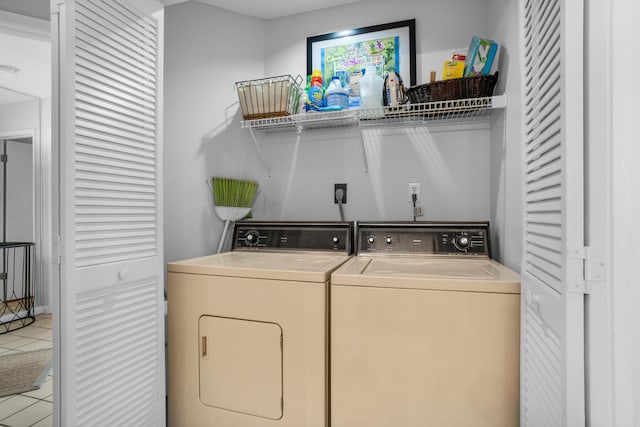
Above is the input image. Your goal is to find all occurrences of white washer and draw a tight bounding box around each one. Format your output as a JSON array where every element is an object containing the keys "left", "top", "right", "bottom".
[
  {"left": 167, "top": 221, "right": 353, "bottom": 427},
  {"left": 330, "top": 222, "right": 520, "bottom": 427}
]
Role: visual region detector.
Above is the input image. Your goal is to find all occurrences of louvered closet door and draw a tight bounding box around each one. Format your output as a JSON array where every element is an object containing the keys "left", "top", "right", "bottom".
[
  {"left": 520, "top": 0, "right": 585, "bottom": 425},
  {"left": 53, "top": 0, "right": 165, "bottom": 425}
]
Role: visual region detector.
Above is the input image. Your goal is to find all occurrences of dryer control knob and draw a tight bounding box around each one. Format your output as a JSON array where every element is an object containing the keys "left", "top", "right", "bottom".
[
  {"left": 455, "top": 235, "right": 471, "bottom": 250},
  {"left": 385, "top": 236, "right": 393, "bottom": 245},
  {"left": 245, "top": 231, "right": 259, "bottom": 245},
  {"left": 332, "top": 236, "right": 340, "bottom": 244},
  {"left": 367, "top": 236, "right": 375, "bottom": 244}
]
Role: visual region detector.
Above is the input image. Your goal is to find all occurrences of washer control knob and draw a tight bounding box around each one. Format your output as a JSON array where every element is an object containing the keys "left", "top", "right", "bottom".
[
  {"left": 455, "top": 235, "right": 471, "bottom": 250},
  {"left": 367, "top": 236, "right": 375, "bottom": 244},
  {"left": 332, "top": 236, "right": 340, "bottom": 244},
  {"left": 244, "top": 230, "right": 259, "bottom": 246},
  {"left": 385, "top": 236, "right": 393, "bottom": 245}
]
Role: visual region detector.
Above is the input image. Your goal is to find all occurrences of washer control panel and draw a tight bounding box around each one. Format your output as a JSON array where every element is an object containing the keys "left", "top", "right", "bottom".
[
  {"left": 233, "top": 221, "right": 354, "bottom": 254},
  {"left": 358, "top": 222, "right": 491, "bottom": 257}
]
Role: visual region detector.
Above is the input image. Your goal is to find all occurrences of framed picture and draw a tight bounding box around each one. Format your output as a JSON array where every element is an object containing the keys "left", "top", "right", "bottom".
[{"left": 306, "top": 19, "right": 416, "bottom": 95}]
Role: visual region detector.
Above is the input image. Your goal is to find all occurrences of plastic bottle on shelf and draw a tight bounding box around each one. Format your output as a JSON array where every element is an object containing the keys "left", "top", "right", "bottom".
[
  {"left": 299, "top": 89, "right": 307, "bottom": 113},
  {"left": 324, "top": 76, "right": 349, "bottom": 110},
  {"left": 359, "top": 65, "right": 384, "bottom": 118},
  {"left": 306, "top": 70, "right": 324, "bottom": 111}
]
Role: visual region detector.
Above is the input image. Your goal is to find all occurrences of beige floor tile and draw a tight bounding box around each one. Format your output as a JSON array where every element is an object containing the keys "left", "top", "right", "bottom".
[
  {"left": 10, "top": 328, "right": 51, "bottom": 341},
  {"left": 30, "top": 414, "right": 52, "bottom": 427},
  {"left": 0, "top": 338, "right": 37, "bottom": 352},
  {"left": 0, "top": 318, "right": 53, "bottom": 425},
  {"left": 0, "top": 335, "right": 23, "bottom": 347},
  {"left": 0, "top": 396, "right": 38, "bottom": 421},
  {"left": 0, "top": 400, "right": 52, "bottom": 427},
  {"left": 12, "top": 340, "right": 51, "bottom": 353},
  {"left": 32, "top": 319, "right": 51, "bottom": 331},
  {"left": 20, "top": 378, "right": 52, "bottom": 401}
]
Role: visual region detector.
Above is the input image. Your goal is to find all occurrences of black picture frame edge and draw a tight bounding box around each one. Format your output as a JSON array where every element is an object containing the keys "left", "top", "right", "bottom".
[{"left": 306, "top": 19, "right": 417, "bottom": 86}]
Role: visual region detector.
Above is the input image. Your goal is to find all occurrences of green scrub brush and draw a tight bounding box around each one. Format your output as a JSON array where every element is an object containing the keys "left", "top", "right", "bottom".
[{"left": 212, "top": 177, "right": 258, "bottom": 252}]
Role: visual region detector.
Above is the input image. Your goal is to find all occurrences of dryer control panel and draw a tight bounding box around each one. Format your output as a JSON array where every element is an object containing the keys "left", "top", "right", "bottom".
[
  {"left": 233, "top": 221, "right": 354, "bottom": 254},
  {"left": 358, "top": 222, "right": 491, "bottom": 258}
]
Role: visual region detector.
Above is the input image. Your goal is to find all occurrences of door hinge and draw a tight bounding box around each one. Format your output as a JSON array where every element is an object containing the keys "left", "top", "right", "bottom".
[
  {"left": 568, "top": 246, "right": 606, "bottom": 294},
  {"left": 583, "top": 246, "right": 607, "bottom": 293},
  {"left": 0, "top": 154, "right": 7, "bottom": 163},
  {"left": 51, "top": 0, "right": 64, "bottom": 14},
  {"left": 53, "top": 235, "right": 63, "bottom": 265}
]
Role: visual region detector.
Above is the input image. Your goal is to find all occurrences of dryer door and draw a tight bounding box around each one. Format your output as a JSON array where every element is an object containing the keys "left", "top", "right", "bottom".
[{"left": 199, "top": 316, "right": 283, "bottom": 420}]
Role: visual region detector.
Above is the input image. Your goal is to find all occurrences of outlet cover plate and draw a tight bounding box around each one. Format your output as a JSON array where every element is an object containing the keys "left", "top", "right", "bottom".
[
  {"left": 334, "top": 183, "right": 347, "bottom": 204},
  {"left": 409, "top": 182, "right": 421, "bottom": 199}
]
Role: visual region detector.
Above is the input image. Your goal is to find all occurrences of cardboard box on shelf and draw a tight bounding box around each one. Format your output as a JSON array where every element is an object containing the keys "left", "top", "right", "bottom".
[
  {"left": 464, "top": 36, "right": 499, "bottom": 77},
  {"left": 442, "top": 60, "right": 465, "bottom": 80}
]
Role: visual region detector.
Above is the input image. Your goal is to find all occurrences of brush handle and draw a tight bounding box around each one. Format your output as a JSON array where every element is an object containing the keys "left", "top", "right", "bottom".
[{"left": 217, "top": 220, "right": 232, "bottom": 253}]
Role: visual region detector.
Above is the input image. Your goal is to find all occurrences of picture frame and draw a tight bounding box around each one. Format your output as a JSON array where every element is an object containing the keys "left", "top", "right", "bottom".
[{"left": 306, "top": 19, "right": 416, "bottom": 94}]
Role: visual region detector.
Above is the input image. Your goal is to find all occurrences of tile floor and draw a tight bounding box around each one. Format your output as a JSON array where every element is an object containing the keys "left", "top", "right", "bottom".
[{"left": 0, "top": 314, "right": 53, "bottom": 427}]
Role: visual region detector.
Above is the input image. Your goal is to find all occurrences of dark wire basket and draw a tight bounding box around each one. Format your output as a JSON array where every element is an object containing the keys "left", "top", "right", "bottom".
[{"left": 407, "top": 72, "right": 499, "bottom": 103}]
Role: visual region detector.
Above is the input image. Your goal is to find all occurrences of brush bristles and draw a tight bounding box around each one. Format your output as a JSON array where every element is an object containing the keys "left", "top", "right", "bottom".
[{"left": 212, "top": 177, "right": 258, "bottom": 207}]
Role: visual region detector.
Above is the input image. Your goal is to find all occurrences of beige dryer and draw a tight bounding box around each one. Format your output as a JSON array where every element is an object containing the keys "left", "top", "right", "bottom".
[
  {"left": 330, "top": 222, "right": 520, "bottom": 427},
  {"left": 167, "top": 221, "right": 352, "bottom": 427}
]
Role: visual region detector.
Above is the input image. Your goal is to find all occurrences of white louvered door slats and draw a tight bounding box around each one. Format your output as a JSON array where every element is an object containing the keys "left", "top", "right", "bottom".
[
  {"left": 55, "top": 0, "right": 165, "bottom": 425},
  {"left": 74, "top": 0, "right": 158, "bottom": 267},
  {"left": 520, "top": 0, "right": 585, "bottom": 425}
]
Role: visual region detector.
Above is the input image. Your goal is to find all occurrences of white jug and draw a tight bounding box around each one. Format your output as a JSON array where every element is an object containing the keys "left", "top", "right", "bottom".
[{"left": 359, "top": 65, "right": 385, "bottom": 119}]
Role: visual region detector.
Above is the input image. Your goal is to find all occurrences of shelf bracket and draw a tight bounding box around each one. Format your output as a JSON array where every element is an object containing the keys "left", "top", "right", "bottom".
[
  {"left": 247, "top": 127, "right": 271, "bottom": 177},
  {"left": 359, "top": 129, "right": 370, "bottom": 174}
]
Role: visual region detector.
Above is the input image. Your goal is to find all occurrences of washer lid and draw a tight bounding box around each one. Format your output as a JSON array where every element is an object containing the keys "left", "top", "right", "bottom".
[
  {"left": 331, "top": 256, "right": 520, "bottom": 294},
  {"left": 168, "top": 251, "right": 352, "bottom": 282}
]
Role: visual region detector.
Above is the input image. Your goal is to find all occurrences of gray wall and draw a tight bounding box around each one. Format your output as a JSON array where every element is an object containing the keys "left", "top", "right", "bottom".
[
  {"left": 488, "top": 0, "right": 522, "bottom": 270},
  {"left": 0, "top": 0, "right": 49, "bottom": 21},
  {"left": 0, "top": 100, "right": 38, "bottom": 243},
  {"left": 164, "top": 2, "right": 266, "bottom": 261},
  {"left": 0, "top": 138, "right": 33, "bottom": 242},
  {"left": 163, "top": 0, "right": 523, "bottom": 271},
  {"left": 0, "top": 99, "right": 38, "bottom": 302}
]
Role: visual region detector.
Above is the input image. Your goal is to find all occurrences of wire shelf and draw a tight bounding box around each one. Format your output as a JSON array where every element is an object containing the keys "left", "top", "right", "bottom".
[{"left": 241, "top": 95, "right": 506, "bottom": 131}]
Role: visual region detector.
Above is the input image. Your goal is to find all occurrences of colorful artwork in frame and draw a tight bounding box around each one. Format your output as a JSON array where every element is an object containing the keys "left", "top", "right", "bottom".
[{"left": 307, "top": 19, "right": 416, "bottom": 93}]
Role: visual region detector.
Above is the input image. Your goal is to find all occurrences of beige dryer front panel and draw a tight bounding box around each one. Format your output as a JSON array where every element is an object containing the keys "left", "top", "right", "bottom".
[{"left": 168, "top": 271, "right": 328, "bottom": 427}]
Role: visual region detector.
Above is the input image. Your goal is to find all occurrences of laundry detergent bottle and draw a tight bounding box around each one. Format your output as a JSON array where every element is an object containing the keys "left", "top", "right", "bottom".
[
  {"left": 306, "top": 70, "right": 324, "bottom": 111},
  {"left": 359, "top": 65, "right": 384, "bottom": 118},
  {"left": 325, "top": 76, "right": 349, "bottom": 109}
]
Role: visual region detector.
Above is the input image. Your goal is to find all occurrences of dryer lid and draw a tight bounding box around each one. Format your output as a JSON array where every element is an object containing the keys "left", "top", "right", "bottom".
[
  {"left": 168, "top": 251, "right": 352, "bottom": 282},
  {"left": 332, "top": 256, "right": 520, "bottom": 294}
]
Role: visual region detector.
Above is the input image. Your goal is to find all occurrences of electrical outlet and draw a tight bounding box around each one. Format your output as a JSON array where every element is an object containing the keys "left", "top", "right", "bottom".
[
  {"left": 409, "top": 182, "right": 421, "bottom": 200},
  {"left": 334, "top": 183, "right": 347, "bottom": 204}
]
